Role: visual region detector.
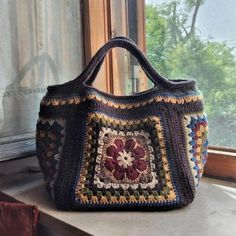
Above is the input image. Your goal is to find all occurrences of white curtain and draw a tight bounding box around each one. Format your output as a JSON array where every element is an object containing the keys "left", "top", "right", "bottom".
[{"left": 0, "top": 0, "right": 83, "bottom": 138}]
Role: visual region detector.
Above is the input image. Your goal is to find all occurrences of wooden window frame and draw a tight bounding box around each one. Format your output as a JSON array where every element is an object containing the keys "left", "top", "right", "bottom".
[
  {"left": 81, "top": 0, "right": 113, "bottom": 93},
  {"left": 1, "top": 0, "right": 235, "bottom": 183},
  {"left": 81, "top": 0, "right": 147, "bottom": 95},
  {"left": 81, "top": 0, "right": 236, "bottom": 182},
  {"left": 1, "top": 0, "right": 115, "bottom": 162},
  {"left": 206, "top": 147, "right": 236, "bottom": 182}
]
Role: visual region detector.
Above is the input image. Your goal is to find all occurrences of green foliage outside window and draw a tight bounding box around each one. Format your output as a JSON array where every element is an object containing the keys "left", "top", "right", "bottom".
[{"left": 145, "top": 0, "right": 236, "bottom": 147}]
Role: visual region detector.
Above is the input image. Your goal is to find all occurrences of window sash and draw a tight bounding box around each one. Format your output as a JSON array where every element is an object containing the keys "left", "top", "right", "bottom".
[{"left": 1, "top": 0, "right": 235, "bottom": 184}]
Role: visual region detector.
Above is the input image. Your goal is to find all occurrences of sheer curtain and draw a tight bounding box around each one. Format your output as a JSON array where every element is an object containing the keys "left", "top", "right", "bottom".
[{"left": 0, "top": 0, "right": 83, "bottom": 139}]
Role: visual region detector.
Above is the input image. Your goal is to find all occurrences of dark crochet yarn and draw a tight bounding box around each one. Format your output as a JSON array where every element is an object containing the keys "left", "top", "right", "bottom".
[{"left": 36, "top": 37, "right": 208, "bottom": 211}]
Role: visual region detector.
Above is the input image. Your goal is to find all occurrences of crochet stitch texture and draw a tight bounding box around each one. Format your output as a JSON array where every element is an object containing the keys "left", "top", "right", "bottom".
[{"left": 36, "top": 37, "right": 208, "bottom": 210}]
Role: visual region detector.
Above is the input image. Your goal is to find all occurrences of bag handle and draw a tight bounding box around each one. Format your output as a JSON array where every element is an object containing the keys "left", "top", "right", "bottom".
[
  {"left": 85, "top": 37, "right": 147, "bottom": 85},
  {"left": 73, "top": 36, "right": 171, "bottom": 88},
  {"left": 83, "top": 37, "right": 164, "bottom": 86}
]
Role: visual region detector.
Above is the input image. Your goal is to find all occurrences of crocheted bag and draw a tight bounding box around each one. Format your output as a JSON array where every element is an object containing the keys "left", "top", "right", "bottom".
[{"left": 36, "top": 36, "right": 208, "bottom": 210}]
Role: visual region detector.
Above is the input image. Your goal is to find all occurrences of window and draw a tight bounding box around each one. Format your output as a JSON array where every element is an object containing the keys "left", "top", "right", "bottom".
[
  {"left": 109, "top": 0, "right": 236, "bottom": 148},
  {"left": 102, "top": 0, "right": 235, "bottom": 151},
  {"left": 0, "top": 0, "right": 83, "bottom": 160},
  {"left": 100, "top": 0, "right": 236, "bottom": 180},
  {"left": 82, "top": 0, "right": 148, "bottom": 96},
  {"left": 1, "top": 0, "right": 235, "bottom": 180},
  {"left": 145, "top": 0, "right": 236, "bottom": 148}
]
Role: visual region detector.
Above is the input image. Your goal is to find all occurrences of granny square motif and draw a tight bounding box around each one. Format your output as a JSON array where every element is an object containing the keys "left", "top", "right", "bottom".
[
  {"left": 36, "top": 36, "right": 208, "bottom": 211},
  {"left": 36, "top": 119, "right": 65, "bottom": 199},
  {"left": 75, "top": 113, "right": 177, "bottom": 208},
  {"left": 183, "top": 113, "right": 208, "bottom": 188}
]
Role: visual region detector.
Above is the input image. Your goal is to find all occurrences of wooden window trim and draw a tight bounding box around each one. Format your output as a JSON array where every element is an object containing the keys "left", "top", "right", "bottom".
[
  {"left": 82, "top": 0, "right": 236, "bottom": 182},
  {"left": 205, "top": 148, "right": 236, "bottom": 182},
  {"left": 1, "top": 0, "right": 236, "bottom": 183},
  {"left": 81, "top": 0, "right": 147, "bottom": 95},
  {"left": 81, "top": 0, "right": 113, "bottom": 93},
  {"left": 136, "top": 0, "right": 148, "bottom": 91}
]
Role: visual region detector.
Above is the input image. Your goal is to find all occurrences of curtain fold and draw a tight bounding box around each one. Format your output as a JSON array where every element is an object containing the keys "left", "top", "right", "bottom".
[{"left": 0, "top": 0, "right": 83, "bottom": 139}]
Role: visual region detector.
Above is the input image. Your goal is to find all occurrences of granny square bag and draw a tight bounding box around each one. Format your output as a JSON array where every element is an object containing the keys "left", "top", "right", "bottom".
[{"left": 36, "top": 36, "right": 208, "bottom": 211}]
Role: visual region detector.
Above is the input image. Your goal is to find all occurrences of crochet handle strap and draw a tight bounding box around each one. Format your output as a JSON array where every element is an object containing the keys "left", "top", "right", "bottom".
[{"left": 75, "top": 36, "right": 170, "bottom": 87}]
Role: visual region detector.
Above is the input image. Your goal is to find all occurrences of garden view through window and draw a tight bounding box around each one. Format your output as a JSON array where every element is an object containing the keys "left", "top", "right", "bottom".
[{"left": 145, "top": 0, "right": 236, "bottom": 147}]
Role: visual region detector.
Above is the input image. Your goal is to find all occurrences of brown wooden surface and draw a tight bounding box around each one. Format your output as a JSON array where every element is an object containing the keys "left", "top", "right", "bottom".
[
  {"left": 136, "top": 0, "right": 149, "bottom": 91},
  {"left": 204, "top": 149, "right": 236, "bottom": 182},
  {"left": 110, "top": 0, "right": 147, "bottom": 95},
  {"left": 110, "top": 0, "right": 129, "bottom": 95},
  {"left": 81, "top": 0, "right": 147, "bottom": 95},
  {"left": 82, "top": 0, "right": 112, "bottom": 93}
]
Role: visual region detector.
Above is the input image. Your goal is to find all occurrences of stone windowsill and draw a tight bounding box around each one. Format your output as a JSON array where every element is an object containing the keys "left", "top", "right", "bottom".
[{"left": 0, "top": 157, "right": 236, "bottom": 236}]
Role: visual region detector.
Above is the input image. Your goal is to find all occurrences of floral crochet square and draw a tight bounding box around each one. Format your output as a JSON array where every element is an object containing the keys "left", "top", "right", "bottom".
[
  {"left": 94, "top": 128, "right": 158, "bottom": 190},
  {"left": 75, "top": 112, "right": 177, "bottom": 205}
]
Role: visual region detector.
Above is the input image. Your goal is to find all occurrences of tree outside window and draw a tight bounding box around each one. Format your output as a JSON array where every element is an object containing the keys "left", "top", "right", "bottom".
[{"left": 145, "top": 0, "right": 236, "bottom": 147}]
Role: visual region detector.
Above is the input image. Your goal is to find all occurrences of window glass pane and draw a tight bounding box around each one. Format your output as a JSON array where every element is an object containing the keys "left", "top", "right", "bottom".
[
  {"left": 145, "top": 0, "right": 236, "bottom": 147},
  {"left": 110, "top": 0, "right": 148, "bottom": 96},
  {"left": 110, "top": 0, "right": 130, "bottom": 96},
  {"left": 0, "top": 0, "right": 83, "bottom": 139}
]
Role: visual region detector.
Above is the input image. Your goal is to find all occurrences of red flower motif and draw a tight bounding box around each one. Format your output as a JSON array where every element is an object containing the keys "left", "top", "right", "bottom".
[
  {"left": 133, "top": 146, "right": 145, "bottom": 159},
  {"left": 104, "top": 158, "right": 118, "bottom": 171},
  {"left": 113, "top": 165, "right": 125, "bottom": 180},
  {"left": 104, "top": 138, "right": 147, "bottom": 181},
  {"left": 133, "top": 159, "right": 147, "bottom": 171},
  {"left": 106, "top": 145, "right": 118, "bottom": 158},
  {"left": 114, "top": 139, "right": 124, "bottom": 152},
  {"left": 126, "top": 166, "right": 139, "bottom": 180},
  {"left": 124, "top": 139, "right": 136, "bottom": 152}
]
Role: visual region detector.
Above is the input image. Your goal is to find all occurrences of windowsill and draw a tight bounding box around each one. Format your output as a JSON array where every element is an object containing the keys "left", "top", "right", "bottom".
[{"left": 0, "top": 157, "right": 236, "bottom": 236}]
